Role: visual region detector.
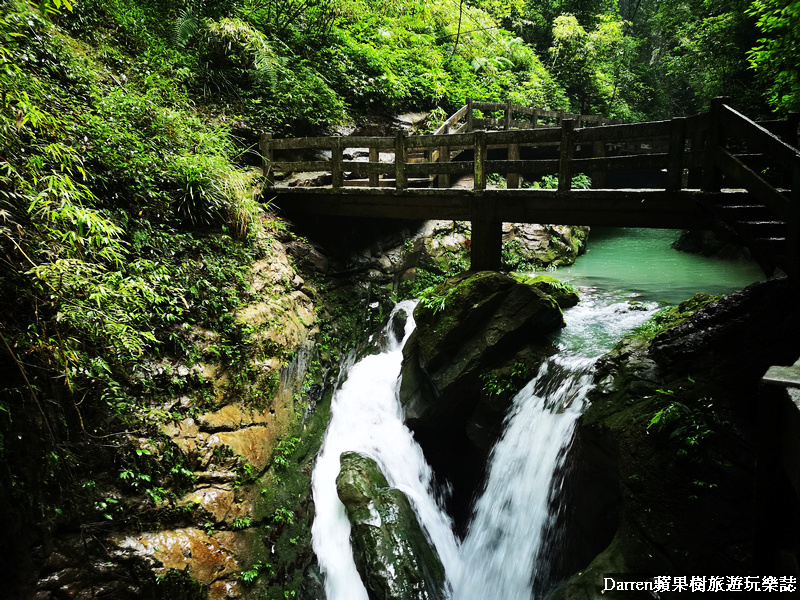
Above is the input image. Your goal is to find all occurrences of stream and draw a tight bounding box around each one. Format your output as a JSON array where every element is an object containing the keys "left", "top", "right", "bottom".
[{"left": 310, "top": 228, "right": 764, "bottom": 599}]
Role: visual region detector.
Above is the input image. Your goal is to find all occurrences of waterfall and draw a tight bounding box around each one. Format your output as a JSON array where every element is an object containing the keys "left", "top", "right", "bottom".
[
  {"left": 311, "top": 294, "right": 657, "bottom": 600},
  {"left": 451, "top": 355, "right": 594, "bottom": 600},
  {"left": 311, "top": 301, "right": 460, "bottom": 600}
]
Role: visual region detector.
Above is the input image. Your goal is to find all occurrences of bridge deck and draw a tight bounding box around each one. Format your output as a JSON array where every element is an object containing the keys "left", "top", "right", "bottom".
[{"left": 275, "top": 187, "right": 736, "bottom": 229}]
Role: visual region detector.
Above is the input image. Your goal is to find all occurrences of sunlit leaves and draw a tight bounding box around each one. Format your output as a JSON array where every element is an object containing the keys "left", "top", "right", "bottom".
[{"left": 747, "top": 0, "right": 800, "bottom": 112}]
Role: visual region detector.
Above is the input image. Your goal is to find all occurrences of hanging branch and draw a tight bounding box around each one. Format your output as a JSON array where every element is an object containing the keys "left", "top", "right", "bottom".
[{"left": 447, "top": 0, "right": 465, "bottom": 61}]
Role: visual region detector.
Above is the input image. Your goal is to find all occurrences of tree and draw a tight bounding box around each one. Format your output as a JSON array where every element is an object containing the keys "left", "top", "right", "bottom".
[{"left": 747, "top": 0, "right": 800, "bottom": 113}]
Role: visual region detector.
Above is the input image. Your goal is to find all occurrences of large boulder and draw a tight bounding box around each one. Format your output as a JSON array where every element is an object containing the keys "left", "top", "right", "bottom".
[
  {"left": 336, "top": 452, "right": 446, "bottom": 600},
  {"left": 399, "top": 271, "right": 565, "bottom": 528}
]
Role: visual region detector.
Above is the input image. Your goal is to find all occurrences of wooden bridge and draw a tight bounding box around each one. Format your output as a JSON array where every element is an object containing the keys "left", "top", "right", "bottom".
[{"left": 262, "top": 98, "right": 800, "bottom": 276}]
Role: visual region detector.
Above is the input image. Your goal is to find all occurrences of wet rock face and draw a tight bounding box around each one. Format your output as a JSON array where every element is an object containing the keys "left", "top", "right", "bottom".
[
  {"left": 398, "top": 271, "right": 565, "bottom": 528},
  {"left": 336, "top": 451, "right": 446, "bottom": 600},
  {"left": 552, "top": 279, "right": 800, "bottom": 599}
]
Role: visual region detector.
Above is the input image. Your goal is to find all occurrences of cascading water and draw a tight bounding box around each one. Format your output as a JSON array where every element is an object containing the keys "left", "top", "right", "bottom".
[
  {"left": 311, "top": 300, "right": 460, "bottom": 600},
  {"left": 451, "top": 294, "right": 665, "bottom": 599},
  {"left": 311, "top": 292, "right": 659, "bottom": 600},
  {"left": 450, "top": 355, "right": 595, "bottom": 600}
]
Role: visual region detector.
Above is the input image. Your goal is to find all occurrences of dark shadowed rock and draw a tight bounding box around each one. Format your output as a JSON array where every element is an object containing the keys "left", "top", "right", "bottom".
[
  {"left": 336, "top": 452, "right": 445, "bottom": 600},
  {"left": 548, "top": 278, "right": 800, "bottom": 599},
  {"left": 398, "top": 271, "right": 565, "bottom": 529}
]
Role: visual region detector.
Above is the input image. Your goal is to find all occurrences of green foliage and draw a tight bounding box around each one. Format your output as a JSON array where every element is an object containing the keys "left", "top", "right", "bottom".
[
  {"left": 747, "top": 0, "right": 800, "bottom": 113},
  {"left": 233, "top": 515, "right": 253, "bottom": 529},
  {"left": 549, "top": 13, "right": 634, "bottom": 116},
  {"left": 480, "top": 360, "right": 531, "bottom": 398},
  {"left": 522, "top": 173, "right": 591, "bottom": 189},
  {"left": 631, "top": 293, "right": 721, "bottom": 342},
  {"left": 502, "top": 238, "right": 538, "bottom": 272},
  {"left": 647, "top": 391, "right": 716, "bottom": 457},
  {"left": 240, "top": 560, "right": 272, "bottom": 584},
  {"left": 272, "top": 436, "right": 300, "bottom": 469},
  {"left": 416, "top": 286, "right": 447, "bottom": 313}
]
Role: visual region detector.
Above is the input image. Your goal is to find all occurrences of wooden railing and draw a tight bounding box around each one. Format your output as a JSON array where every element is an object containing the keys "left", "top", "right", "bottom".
[
  {"left": 703, "top": 97, "right": 800, "bottom": 275},
  {"left": 432, "top": 98, "right": 609, "bottom": 136},
  {"left": 261, "top": 102, "right": 674, "bottom": 193}
]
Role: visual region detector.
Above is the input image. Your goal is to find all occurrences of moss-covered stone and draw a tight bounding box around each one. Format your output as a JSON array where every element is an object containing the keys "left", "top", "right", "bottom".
[
  {"left": 400, "top": 271, "right": 564, "bottom": 529},
  {"left": 336, "top": 452, "right": 446, "bottom": 600},
  {"left": 513, "top": 273, "right": 580, "bottom": 309}
]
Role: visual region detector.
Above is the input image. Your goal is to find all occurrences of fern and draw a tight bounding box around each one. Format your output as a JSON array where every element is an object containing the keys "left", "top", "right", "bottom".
[{"left": 174, "top": 8, "right": 199, "bottom": 49}]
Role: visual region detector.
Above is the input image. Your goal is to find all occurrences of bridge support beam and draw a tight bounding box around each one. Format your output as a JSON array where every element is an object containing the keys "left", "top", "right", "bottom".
[{"left": 470, "top": 197, "right": 502, "bottom": 271}]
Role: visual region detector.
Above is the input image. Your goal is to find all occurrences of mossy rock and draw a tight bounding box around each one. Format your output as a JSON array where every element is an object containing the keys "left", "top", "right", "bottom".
[
  {"left": 513, "top": 273, "right": 580, "bottom": 309},
  {"left": 412, "top": 271, "right": 563, "bottom": 372},
  {"left": 336, "top": 452, "right": 446, "bottom": 600}
]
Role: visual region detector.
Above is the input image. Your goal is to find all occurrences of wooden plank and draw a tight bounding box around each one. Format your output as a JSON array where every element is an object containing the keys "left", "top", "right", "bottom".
[
  {"left": 452, "top": 122, "right": 470, "bottom": 134},
  {"left": 395, "top": 131, "right": 407, "bottom": 190},
  {"left": 406, "top": 162, "right": 473, "bottom": 176},
  {"left": 406, "top": 132, "right": 475, "bottom": 148},
  {"left": 260, "top": 132, "right": 273, "bottom": 184},
  {"left": 570, "top": 153, "right": 668, "bottom": 172},
  {"left": 269, "top": 136, "right": 332, "bottom": 150},
  {"left": 576, "top": 120, "right": 671, "bottom": 143},
  {"left": 475, "top": 130, "right": 487, "bottom": 190},
  {"left": 369, "top": 147, "right": 379, "bottom": 187},
  {"left": 271, "top": 160, "right": 330, "bottom": 172},
  {"left": 592, "top": 139, "right": 605, "bottom": 187},
  {"left": 717, "top": 149, "right": 793, "bottom": 220},
  {"left": 485, "top": 128, "right": 561, "bottom": 145},
  {"left": 507, "top": 110, "right": 520, "bottom": 190},
  {"left": 272, "top": 187, "right": 724, "bottom": 228},
  {"left": 331, "top": 138, "right": 343, "bottom": 190},
  {"left": 667, "top": 117, "right": 687, "bottom": 191},
  {"left": 341, "top": 161, "right": 394, "bottom": 174},
  {"left": 702, "top": 97, "right": 727, "bottom": 193},
  {"left": 467, "top": 97, "right": 474, "bottom": 132},
  {"left": 338, "top": 136, "right": 395, "bottom": 149}
]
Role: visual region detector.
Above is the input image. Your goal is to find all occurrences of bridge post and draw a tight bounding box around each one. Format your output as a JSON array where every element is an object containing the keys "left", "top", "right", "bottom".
[
  {"left": 438, "top": 124, "right": 450, "bottom": 188},
  {"left": 667, "top": 117, "right": 687, "bottom": 192},
  {"left": 591, "top": 139, "right": 605, "bottom": 188},
  {"left": 260, "top": 132, "right": 273, "bottom": 186},
  {"left": 470, "top": 197, "right": 502, "bottom": 271},
  {"left": 702, "top": 97, "right": 729, "bottom": 193},
  {"left": 687, "top": 126, "right": 705, "bottom": 188},
  {"left": 505, "top": 100, "right": 520, "bottom": 188},
  {"left": 474, "top": 130, "right": 487, "bottom": 190},
  {"left": 331, "top": 137, "right": 343, "bottom": 190},
  {"left": 369, "top": 147, "right": 379, "bottom": 187},
  {"left": 395, "top": 131, "right": 407, "bottom": 190},
  {"left": 558, "top": 119, "right": 575, "bottom": 193},
  {"left": 467, "top": 98, "right": 474, "bottom": 132},
  {"left": 531, "top": 108, "right": 539, "bottom": 129}
]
